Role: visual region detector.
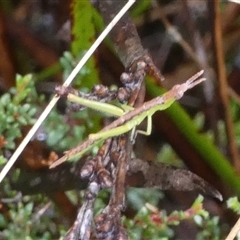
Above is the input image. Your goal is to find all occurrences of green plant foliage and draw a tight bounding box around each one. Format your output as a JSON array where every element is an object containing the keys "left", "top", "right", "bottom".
[
  {"left": 91, "top": 6, "right": 104, "bottom": 33},
  {"left": 227, "top": 196, "right": 240, "bottom": 214},
  {"left": 130, "top": 0, "right": 151, "bottom": 18},
  {"left": 0, "top": 196, "right": 65, "bottom": 239},
  {"left": 60, "top": 51, "right": 92, "bottom": 83},
  {"left": 230, "top": 100, "right": 240, "bottom": 147},
  {"left": 43, "top": 109, "right": 87, "bottom": 152},
  {"left": 0, "top": 178, "right": 67, "bottom": 239},
  {"left": 157, "top": 144, "right": 184, "bottom": 168},
  {"left": 71, "top": 0, "right": 99, "bottom": 88},
  {"left": 35, "top": 63, "right": 62, "bottom": 83},
  {"left": 0, "top": 75, "right": 38, "bottom": 155},
  {"left": 0, "top": 155, "right": 6, "bottom": 165},
  {"left": 123, "top": 195, "right": 223, "bottom": 239},
  {"left": 127, "top": 188, "right": 164, "bottom": 211},
  {"left": 194, "top": 214, "right": 221, "bottom": 240}
]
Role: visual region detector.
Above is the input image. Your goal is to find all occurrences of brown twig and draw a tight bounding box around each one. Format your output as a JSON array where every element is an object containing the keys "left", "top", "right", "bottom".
[
  {"left": 98, "top": 0, "right": 146, "bottom": 69},
  {"left": 94, "top": 1, "right": 164, "bottom": 238},
  {"left": 94, "top": 136, "right": 131, "bottom": 239},
  {"left": 209, "top": 0, "right": 240, "bottom": 172},
  {"left": 127, "top": 158, "right": 222, "bottom": 201},
  {"left": 66, "top": 137, "right": 115, "bottom": 239}
]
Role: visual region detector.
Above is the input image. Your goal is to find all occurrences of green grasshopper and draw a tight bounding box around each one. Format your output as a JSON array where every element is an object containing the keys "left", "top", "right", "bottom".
[{"left": 50, "top": 70, "right": 205, "bottom": 168}]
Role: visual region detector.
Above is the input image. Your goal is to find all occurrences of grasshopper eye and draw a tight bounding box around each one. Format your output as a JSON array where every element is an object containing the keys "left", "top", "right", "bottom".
[{"left": 172, "top": 84, "right": 185, "bottom": 99}]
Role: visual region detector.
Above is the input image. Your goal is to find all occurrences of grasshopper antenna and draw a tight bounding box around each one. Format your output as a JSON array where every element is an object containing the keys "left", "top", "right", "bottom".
[{"left": 186, "top": 70, "right": 205, "bottom": 89}]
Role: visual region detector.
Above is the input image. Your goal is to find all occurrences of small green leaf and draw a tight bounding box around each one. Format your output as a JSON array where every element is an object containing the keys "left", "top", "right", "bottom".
[
  {"left": 0, "top": 156, "right": 7, "bottom": 165},
  {"left": 227, "top": 197, "right": 240, "bottom": 214},
  {"left": 1, "top": 93, "right": 11, "bottom": 105},
  {"left": 14, "top": 74, "right": 33, "bottom": 104},
  {"left": 24, "top": 202, "right": 34, "bottom": 216},
  {"left": 17, "top": 116, "right": 28, "bottom": 126}
]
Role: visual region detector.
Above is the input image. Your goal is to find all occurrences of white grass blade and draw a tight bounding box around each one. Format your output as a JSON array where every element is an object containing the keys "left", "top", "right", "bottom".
[{"left": 0, "top": 0, "right": 136, "bottom": 183}]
